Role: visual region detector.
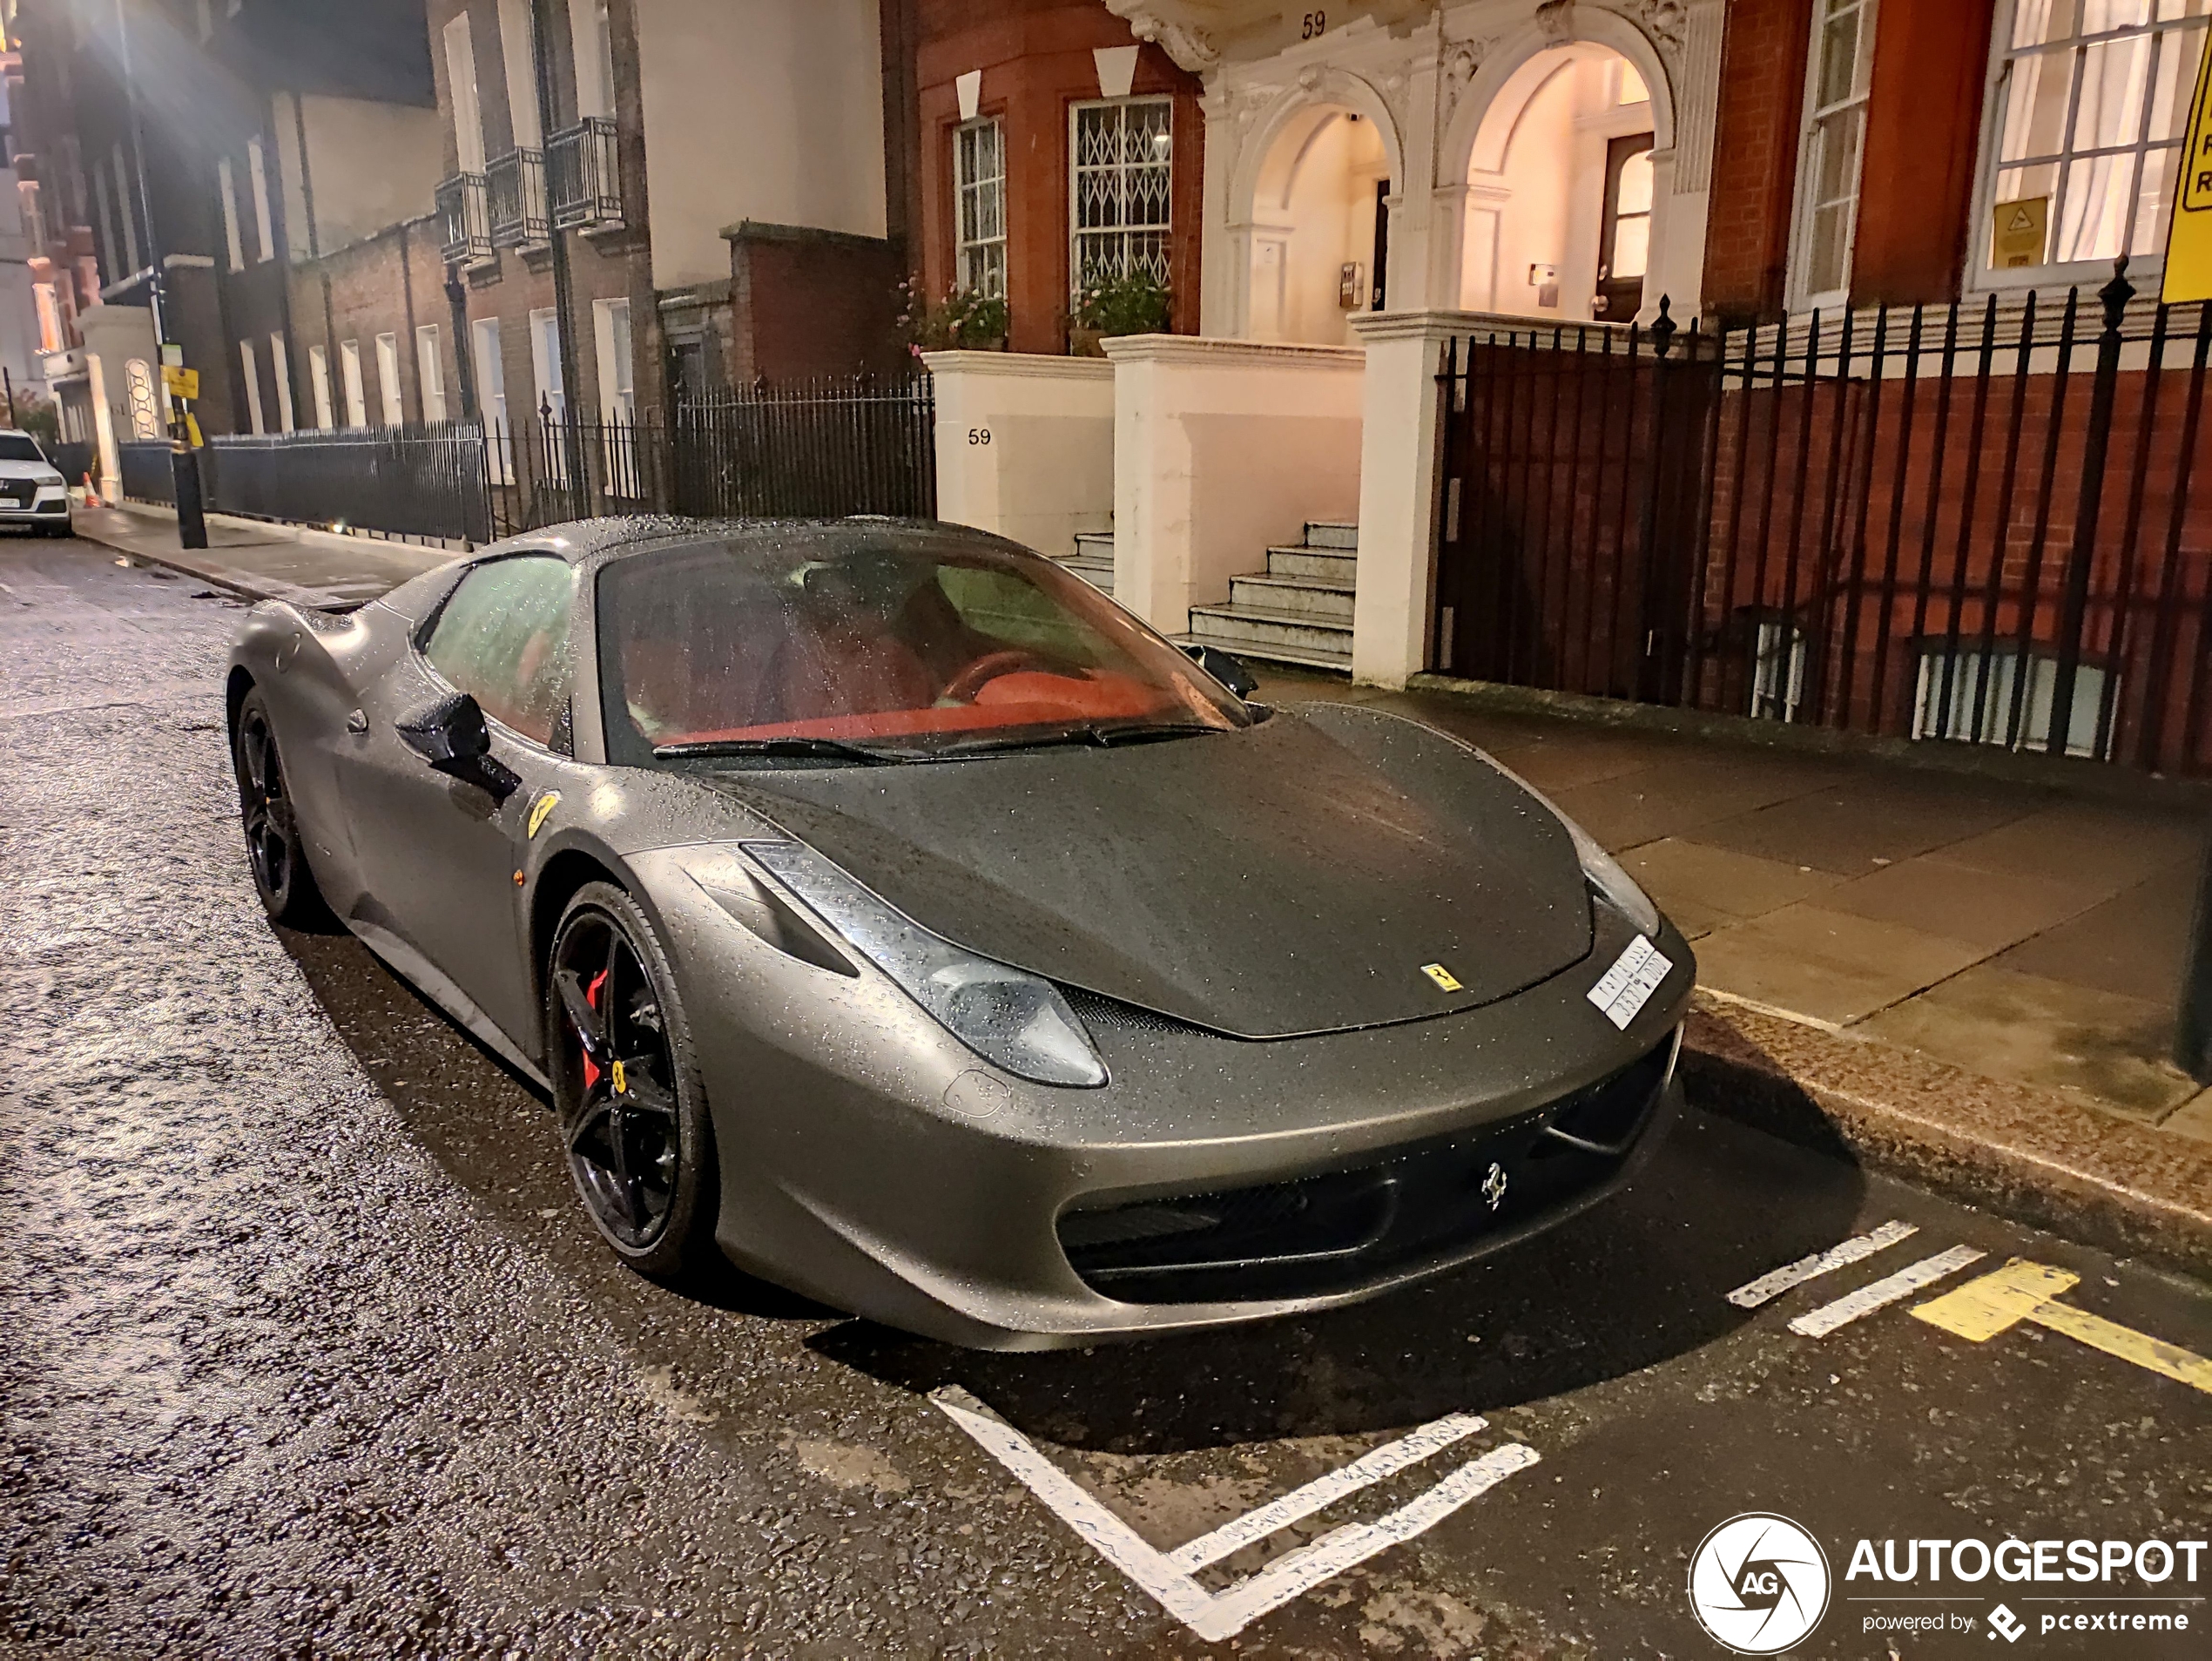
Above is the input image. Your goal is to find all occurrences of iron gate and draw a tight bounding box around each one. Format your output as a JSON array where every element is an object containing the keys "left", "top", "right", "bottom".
[{"left": 1433, "top": 269, "right": 2212, "bottom": 777}]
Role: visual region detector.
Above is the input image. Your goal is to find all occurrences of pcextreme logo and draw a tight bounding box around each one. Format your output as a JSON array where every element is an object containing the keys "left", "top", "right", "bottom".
[{"left": 1687, "top": 1513, "right": 1832, "bottom": 1653}]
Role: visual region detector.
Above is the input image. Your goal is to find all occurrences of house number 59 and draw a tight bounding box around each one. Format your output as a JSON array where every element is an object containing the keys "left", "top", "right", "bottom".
[
  {"left": 968, "top": 428, "right": 992, "bottom": 445},
  {"left": 1301, "top": 10, "right": 1325, "bottom": 38}
]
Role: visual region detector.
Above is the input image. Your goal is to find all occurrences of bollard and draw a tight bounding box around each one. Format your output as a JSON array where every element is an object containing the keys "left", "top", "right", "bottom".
[
  {"left": 2178, "top": 819, "right": 2212, "bottom": 1085},
  {"left": 171, "top": 444, "right": 208, "bottom": 550}
]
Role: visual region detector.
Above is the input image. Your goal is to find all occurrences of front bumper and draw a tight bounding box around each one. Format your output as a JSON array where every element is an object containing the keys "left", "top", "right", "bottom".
[
  {"left": 636, "top": 847, "right": 1695, "bottom": 1349},
  {"left": 0, "top": 495, "right": 71, "bottom": 522}
]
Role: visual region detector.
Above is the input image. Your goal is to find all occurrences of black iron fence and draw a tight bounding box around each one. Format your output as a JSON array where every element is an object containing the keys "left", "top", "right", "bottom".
[
  {"left": 1434, "top": 270, "right": 2212, "bottom": 777},
  {"left": 117, "top": 375, "right": 936, "bottom": 548}
]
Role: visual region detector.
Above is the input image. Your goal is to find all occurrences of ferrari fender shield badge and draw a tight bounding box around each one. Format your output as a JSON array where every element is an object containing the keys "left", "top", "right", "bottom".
[
  {"left": 1421, "top": 962, "right": 1463, "bottom": 992},
  {"left": 526, "top": 790, "right": 561, "bottom": 839}
]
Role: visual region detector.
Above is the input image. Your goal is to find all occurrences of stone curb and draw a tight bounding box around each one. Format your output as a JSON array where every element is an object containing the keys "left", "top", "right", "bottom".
[
  {"left": 71, "top": 503, "right": 450, "bottom": 609},
  {"left": 1680, "top": 996, "right": 2212, "bottom": 1282}
]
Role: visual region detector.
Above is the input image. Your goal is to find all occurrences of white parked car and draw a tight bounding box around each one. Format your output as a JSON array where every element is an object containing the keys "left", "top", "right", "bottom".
[{"left": 0, "top": 429, "right": 72, "bottom": 536}]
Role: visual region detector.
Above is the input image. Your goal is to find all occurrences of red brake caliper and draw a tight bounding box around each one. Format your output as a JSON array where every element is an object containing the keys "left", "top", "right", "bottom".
[{"left": 580, "top": 967, "right": 610, "bottom": 1090}]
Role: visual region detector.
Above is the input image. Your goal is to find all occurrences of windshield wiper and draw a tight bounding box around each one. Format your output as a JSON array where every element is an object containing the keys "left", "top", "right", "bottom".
[
  {"left": 653, "top": 735, "right": 902, "bottom": 764},
  {"left": 928, "top": 720, "right": 1224, "bottom": 757}
]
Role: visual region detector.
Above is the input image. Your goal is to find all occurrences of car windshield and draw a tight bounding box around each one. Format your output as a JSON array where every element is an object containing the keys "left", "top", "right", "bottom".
[
  {"left": 0, "top": 436, "right": 46, "bottom": 463},
  {"left": 597, "top": 529, "right": 1252, "bottom": 764}
]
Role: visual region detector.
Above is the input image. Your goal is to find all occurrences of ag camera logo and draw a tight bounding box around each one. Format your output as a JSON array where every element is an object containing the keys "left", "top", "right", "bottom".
[{"left": 1689, "top": 1513, "right": 1832, "bottom": 1654}]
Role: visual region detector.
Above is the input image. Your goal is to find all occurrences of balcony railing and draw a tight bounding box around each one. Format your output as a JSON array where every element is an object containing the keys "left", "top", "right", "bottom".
[
  {"left": 548, "top": 117, "right": 624, "bottom": 232},
  {"left": 486, "top": 147, "right": 549, "bottom": 249},
  {"left": 435, "top": 172, "right": 492, "bottom": 264}
]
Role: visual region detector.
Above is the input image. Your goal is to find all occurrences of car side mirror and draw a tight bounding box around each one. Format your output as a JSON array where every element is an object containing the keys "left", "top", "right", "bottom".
[
  {"left": 1179, "top": 641, "right": 1260, "bottom": 700},
  {"left": 397, "top": 691, "right": 521, "bottom": 800}
]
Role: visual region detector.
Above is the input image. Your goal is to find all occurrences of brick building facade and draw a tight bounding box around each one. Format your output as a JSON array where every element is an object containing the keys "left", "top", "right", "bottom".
[{"left": 913, "top": 0, "right": 1205, "bottom": 355}]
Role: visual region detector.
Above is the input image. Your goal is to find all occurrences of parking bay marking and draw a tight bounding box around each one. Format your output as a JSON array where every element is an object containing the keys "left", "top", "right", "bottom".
[
  {"left": 1787, "top": 1246, "right": 1986, "bottom": 1338},
  {"left": 932, "top": 1387, "right": 1537, "bottom": 1643},
  {"left": 1726, "top": 1219, "right": 1920, "bottom": 1308},
  {"left": 1912, "top": 1259, "right": 2212, "bottom": 1395}
]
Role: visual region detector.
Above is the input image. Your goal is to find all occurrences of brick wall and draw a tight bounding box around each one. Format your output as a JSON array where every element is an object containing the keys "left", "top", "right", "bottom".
[
  {"left": 1701, "top": 0, "right": 1814, "bottom": 325},
  {"left": 917, "top": 1, "right": 1204, "bottom": 354}
]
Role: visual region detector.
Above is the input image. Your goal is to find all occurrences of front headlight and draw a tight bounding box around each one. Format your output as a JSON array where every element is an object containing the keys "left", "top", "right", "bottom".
[
  {"left": 1474, "top": 751, "right": 1661, "bottom": 937},
  {"left": 743, "top": 841, "right": 1108, "bottom": 1088}
]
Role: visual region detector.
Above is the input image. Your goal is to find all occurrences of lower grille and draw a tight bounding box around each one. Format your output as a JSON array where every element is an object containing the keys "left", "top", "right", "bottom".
[{"left": 1058, "top": 1036, "right": 1674, "bottom": 1304}]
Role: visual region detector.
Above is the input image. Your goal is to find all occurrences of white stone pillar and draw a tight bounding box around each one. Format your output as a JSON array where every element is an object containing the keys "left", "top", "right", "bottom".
[
  {"left": 1657, "top": 0, "right": 1726, "bottom": 321},
  {"left": 1101, "top": 333, "right": 1366, "bottom": 637},
  {"left": 921, "top": 350, "right": 1116, "bottom": 556},
  {"left": 1198, "top": 86, "right": 1244, "bottom": 338},
  {"left": 1345, "top": 309, "right": 1481, "bottom": 688}
]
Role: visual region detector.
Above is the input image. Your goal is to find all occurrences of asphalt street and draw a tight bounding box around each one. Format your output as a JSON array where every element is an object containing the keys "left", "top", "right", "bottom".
[{"left": 2, "top": 537, "right": 2208, "bottom": 1659}]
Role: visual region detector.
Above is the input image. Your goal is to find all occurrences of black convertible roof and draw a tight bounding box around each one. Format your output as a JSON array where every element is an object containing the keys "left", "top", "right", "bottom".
[{"left": 512, "top": 516, "right": 975, "bottom": 566}]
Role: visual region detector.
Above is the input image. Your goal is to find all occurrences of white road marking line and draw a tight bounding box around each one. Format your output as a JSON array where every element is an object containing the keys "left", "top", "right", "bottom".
[
  {"left": 1164, "top": 1411, "right": 1489, "bottom": 1572},
  {"left": 933, "top": 1387, "right": 1214, "bottom": 1629},
  {"left": 1726, "top": 1219, "right": 1921, "bottom": 1308},
  {"left": 1193, "top": 1445, "right": 1541, "bottom": 1642},
  {"left": 1788, "top": 1246, "right": 1986, "bottom": 1338},
  {"left": 931, "top": 1387, "right": 1539, "bottom": 1643}
]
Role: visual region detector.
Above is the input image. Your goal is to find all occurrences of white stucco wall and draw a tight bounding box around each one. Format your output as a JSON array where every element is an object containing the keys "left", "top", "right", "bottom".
[
  {"left": 1101, "top": 334, "right": 1364, "bottom": 637},
  {"left": 924, "top": 351, "right": 1116, "bottom": 558},
  {"left": 279, "top": 95, "right": 446, "bottom": 258},
  {"left": 636, "top": 0, "right": 888, "bottom": 290}
]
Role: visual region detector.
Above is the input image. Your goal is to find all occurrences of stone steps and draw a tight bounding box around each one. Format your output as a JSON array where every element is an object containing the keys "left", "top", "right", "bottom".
[{"left": 1185, "top": 521, "right": 1358, "bottom": 671}]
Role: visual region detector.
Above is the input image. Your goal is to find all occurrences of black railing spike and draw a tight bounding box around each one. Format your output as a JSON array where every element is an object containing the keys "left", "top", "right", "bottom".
[
  {"left": 2101, "top": 254, "right": 2135, "bottom": 334},
  {"left": 1649, "top": 294, "right": 1676, "bottom": 358}
]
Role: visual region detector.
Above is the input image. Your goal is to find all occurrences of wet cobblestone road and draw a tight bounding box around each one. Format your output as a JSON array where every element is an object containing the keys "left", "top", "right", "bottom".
[{"left": 3, "top": 543, "right": 2207, "bottom": 1658}]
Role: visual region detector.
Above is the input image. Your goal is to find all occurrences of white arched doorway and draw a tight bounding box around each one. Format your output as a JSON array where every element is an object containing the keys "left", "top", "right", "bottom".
[
  {"left": 1226, "top": 71, "right": 1406, "bottom": 343},
  {"left": 1438, "top": 15, "right": 1678, "bottom": 325},
  {"left": 1245, "top": 105, "right": 1390, "bottom": 344}
]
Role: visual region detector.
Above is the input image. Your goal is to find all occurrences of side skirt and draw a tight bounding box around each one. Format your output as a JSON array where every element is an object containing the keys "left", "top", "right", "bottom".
[{"left": 347, "top": 916, "right": 553, "bottom": 1094}]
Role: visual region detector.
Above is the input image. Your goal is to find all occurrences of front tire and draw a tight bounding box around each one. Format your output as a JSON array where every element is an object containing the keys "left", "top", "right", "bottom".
[
  {"left": 233, "top": 688, "right": 328, "bottom": 926},
  {"left": 546, "top": 881, "right": 718, "bottom": 1278}
]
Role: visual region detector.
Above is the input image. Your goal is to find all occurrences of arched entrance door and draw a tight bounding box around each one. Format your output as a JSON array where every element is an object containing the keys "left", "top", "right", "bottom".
[
  {"left": 1459, "top": 46, "right": 1656, "bottom": 323},
  {"left": 1245, "top": 104, "right": 1390, "bottom": 345}
]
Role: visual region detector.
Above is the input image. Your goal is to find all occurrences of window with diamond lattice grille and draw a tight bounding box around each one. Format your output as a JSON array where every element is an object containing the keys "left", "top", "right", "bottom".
[
  {"left": 1069, "top": 98, "right": 1172, "bottom": 294},
  {"left": 956, "top": 119, "right": 1008, "bottom": 298}
]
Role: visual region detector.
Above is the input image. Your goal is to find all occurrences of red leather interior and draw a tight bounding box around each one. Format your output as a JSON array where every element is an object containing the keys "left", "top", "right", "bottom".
[{"left": 658, "top": 670, "right": 1162, "bottom": 745}]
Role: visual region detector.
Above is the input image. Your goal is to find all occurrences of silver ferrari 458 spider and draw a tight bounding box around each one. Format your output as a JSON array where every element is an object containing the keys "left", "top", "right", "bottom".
[{"left": 226, "top": 517, "right": 1694, "bottom": 1348}]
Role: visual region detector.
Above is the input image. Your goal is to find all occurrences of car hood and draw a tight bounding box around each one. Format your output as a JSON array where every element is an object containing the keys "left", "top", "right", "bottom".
[
  {"left": 0, "top": 461, "right": 63, "bottom": 483},
  {"left": 702, "top": 703, "right": 1594, "bottom": 1039}
]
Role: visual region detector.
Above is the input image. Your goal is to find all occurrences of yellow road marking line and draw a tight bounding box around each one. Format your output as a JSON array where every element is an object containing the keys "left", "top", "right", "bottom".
[
  {"left": 2027, "top": 1301, "right": 2212, "bottom": 1394},
  {"left": 1911, "top": 1259, "right": 2078, "bottom": 1340},
  {"left": 1912, "top": 1259, "right": 2212, "bottom": 1395}
]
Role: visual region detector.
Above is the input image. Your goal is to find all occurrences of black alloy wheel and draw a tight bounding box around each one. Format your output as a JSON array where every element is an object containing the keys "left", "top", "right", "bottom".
[
  {"left": 547, "top": 882, "right": 716, "bottom": 1277},
  {"left": 233, "top": 689, "right": 326, "bottom": 925}
]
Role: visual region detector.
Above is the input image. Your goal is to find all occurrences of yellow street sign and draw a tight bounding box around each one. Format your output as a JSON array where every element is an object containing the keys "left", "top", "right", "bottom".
[
  {"left": 2163, "top": 27, "right": 2212, "bottom": 301},
  {"left": 1913, "top": 1258, "right": 2212, "bottom": 1394},
  {"left": 161, "top": 365, "right": 199, "bottom": 400},
  {"left": 1992, "top": 197, "right": 2047, "bottom": 270}
]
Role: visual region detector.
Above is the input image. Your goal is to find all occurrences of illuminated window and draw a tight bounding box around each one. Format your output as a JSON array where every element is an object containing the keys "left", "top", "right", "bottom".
[
  {"left": 955, "top": 119, "right": 1007, "bottom": 298},
  {"left": 1791, "top": 0, "right": 1878, "bottom": 309},
  {"left": 1069, "top": 98, "right": 1171, "bottom": 293},
  {"left": 1976, "top": 0, "right": 2212, "bottom": 286}
]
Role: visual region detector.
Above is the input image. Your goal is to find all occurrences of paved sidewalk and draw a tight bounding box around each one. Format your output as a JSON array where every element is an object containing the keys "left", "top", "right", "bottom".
[{"left": 71, "top": 502, "right": 450, "bottom": 609}]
